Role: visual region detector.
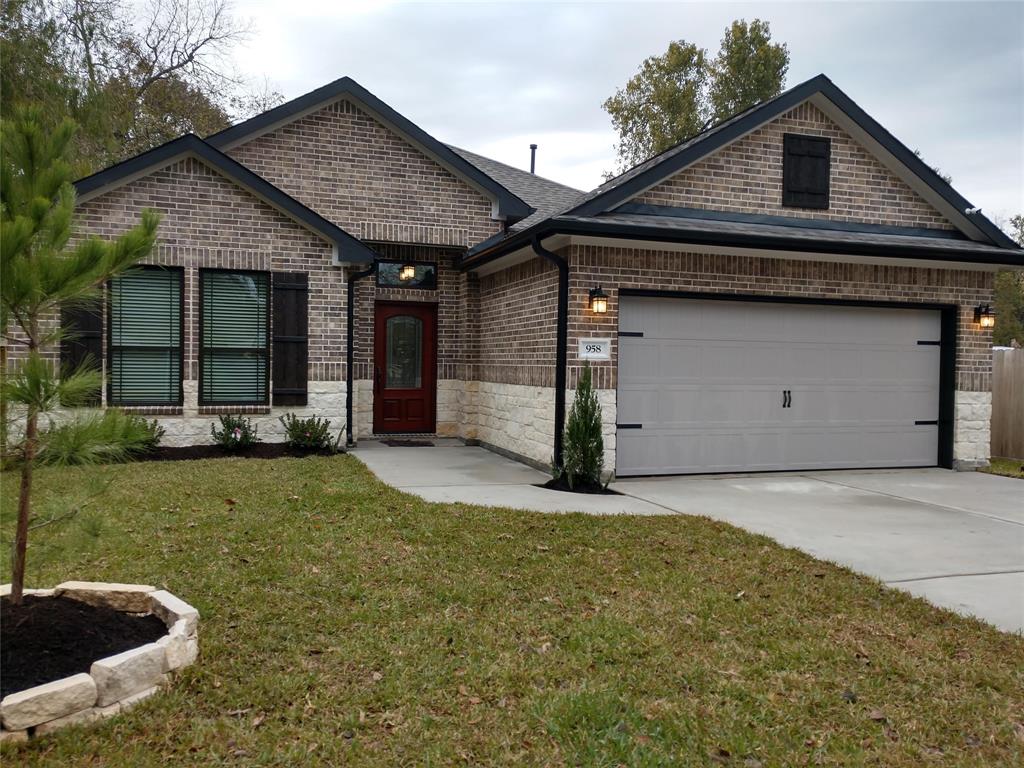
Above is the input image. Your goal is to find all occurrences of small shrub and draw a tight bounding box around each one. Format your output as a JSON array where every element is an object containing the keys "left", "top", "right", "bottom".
[
  {"left": 132, "top": 416, "right": 165, "bottom": 453},
  {"left": 211, "top": 414, "right": 259, "bottom": 451},
  {"left": 279, "top": 413, "right": 334, "bottom": 452},
  {"left": 562, "top": 362, "right": 604, "bottom": 489},
  {"left": 37, "top": 410, "right": 163, "bottom": 465}
]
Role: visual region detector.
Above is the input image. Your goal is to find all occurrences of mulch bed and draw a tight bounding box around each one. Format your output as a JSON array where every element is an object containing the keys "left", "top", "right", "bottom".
[
  {"left": 140, "top": 443, "right": 340, "bottom": 462},
  {"left": 1, "top": 595, "right": 168, "bottom": 698},
  {"left": 540, "top": 476, "right": 619, "bottom": 495}
]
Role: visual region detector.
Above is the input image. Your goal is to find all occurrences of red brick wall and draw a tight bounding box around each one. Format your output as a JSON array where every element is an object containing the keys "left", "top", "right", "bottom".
[
  {"left": 226, "top": 99, "right": 501, "bottom": 248},
  {"left": 636, "top": 102, "right": 954, "bottom": 230},
  {"left": 564, "top": 244, "right": 993, "bottom": 392}
]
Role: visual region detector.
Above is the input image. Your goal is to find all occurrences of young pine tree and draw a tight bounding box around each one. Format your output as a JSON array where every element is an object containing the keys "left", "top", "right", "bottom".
[
  {"left": 1, "top": 108, "right": 160, "bottom": 604},
  {"left": 562, "top": 363, "right": 604, "bottom": 489}
]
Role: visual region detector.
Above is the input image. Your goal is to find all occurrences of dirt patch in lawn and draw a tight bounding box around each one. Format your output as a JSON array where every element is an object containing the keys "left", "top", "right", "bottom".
[{"left": 1, "top": 595, "right": 167, "bottom": 697}]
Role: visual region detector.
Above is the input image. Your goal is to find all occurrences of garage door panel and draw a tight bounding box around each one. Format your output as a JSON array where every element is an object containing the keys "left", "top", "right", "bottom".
[
  {"left": 619, "top": 341, "right": 661, "bottom": 376},
  {"left": 617, "top": 297, "right": 942, "bottom": 476},
  {"left": 617, "top": 384, "right": 659, "bottom": 424}
]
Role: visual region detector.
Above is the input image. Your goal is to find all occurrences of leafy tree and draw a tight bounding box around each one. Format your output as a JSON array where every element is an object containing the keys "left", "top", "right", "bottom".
[
  {"left": 708, "top": 19, "right": 790, "bottom": 122},
  {"left": 993, "top": 214, "right": 1024, "bottom": 347},
  {"left": 0, "top": 0, "right": 280, "bottom": 172},
  {"left": 603, "top": 41, "right": 707, "bottom": 173},
  {"left": 603, "top": 18, "right": 788, "bottom": 171},
  {"left": 562, "top": 363, "right": 604, "bottom": 489},
  {"left": 1, "top": 109, "right": 160, "bottom": 604}
]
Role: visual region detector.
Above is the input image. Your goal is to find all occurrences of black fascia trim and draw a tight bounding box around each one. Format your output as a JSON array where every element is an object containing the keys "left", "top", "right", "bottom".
[
  {"left": 617, "top": 289, "right": 957, "bottom": 469},
  {"left": 461, "top": 217, "right": 1024, "bottom": 271},
  {"left": 73, "top": 134, "right": 377, "bottom": 264},
  {"left": 567, "top": 75, "right": 833, "bottom": 218},
  {"left": 206, "top": 77, "right": 532, "bottom": 222},
  {"left": 613, "top": 203, "right": 966, "bottom": 240}
]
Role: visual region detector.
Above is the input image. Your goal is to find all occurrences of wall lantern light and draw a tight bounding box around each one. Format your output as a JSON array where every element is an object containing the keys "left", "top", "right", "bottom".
[
  {"left": 974, "top": 304, "right": 996, "bottom": 329},
  {"left": 398, "top": 263, "right": 417, "bottom": 282},
  {"left": 589, "top": 286, "right": 609, "bottom": 314}
]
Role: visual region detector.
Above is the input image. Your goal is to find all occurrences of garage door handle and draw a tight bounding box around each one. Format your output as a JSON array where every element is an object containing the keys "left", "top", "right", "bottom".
[{"left": 782, "top": 390, "right": 791, "bottom": 408}]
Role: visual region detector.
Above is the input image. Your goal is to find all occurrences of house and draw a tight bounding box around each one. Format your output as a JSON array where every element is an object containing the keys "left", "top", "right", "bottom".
[{"left": 50, "top": 73, "right": 1023, "bottom": 475}]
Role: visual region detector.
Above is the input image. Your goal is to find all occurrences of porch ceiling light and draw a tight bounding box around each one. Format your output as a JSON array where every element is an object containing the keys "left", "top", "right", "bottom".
[
  {"left": 589, "top": 286, "right": 609, "bottom": 314},
  {"left": 398, "top": 263, "right": 417, "bottom": 282},
  {"left": 974, "top": 304, "right": 996, "bottom": 329}
]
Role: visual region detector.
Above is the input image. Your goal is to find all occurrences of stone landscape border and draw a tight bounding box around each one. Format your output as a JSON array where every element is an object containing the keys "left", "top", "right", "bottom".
[{"left": 0, "top": 582, "right": 199, "bottom": 742}]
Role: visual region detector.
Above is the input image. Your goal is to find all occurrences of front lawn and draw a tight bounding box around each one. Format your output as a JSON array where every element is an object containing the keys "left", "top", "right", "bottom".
[{"left": 2, "top": 456, "right": 1022, "bottom": 766}]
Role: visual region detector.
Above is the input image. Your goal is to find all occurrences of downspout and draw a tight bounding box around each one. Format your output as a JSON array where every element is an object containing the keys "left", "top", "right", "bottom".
[
  {"left": 346, "top": 260, "right": 377, "bottom": 447},
  {"left": 530, "top": 236, "right": 568, "bottom": 469}
]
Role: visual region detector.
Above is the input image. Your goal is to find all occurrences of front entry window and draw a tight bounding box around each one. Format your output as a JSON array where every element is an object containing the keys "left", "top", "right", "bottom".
[{"left": 386, "top": 315, "right": 422, "bottom": 389}]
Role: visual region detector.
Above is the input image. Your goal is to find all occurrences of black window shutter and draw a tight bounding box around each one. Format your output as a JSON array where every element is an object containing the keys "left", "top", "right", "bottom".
[
  {"left": 271, "top": 272, "right": 309, "bottom": 406},
  {"left": 782, "top": 134, "right": 830, "bottom": 209},
  {"left": 60, "top": 304, "right": 103, "bottom": 406}
]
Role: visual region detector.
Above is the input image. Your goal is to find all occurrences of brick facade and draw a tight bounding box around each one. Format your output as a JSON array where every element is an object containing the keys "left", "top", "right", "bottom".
[
  {"left": 226, "top": 99, "right": 501, "bottom": 248},
  {"left": 74, "top": 157, "right": 342, "bottom": 386},
  {"left": 636, "top": 102, "right": 954, "bottom": 230},
  {"left": 474, "top": 257, "right": 559, "bottom": 386},
  {"left": 564, "top": 244, "right": 994, "bottom": 392}
]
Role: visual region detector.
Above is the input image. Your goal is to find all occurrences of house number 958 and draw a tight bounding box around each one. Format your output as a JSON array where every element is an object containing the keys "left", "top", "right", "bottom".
[{"left": 578, "top": 338, "right": 611, "bottom": 360}]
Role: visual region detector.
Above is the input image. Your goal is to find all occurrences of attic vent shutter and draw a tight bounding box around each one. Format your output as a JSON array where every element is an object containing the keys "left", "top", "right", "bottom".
[
  {"left": 60, "top": 303, "right": 103, "bottom": 406},
  {"left": 782, "top": 133, "right": 831, "bottom": 209},
  {"left": 272, "top": 272, "right": 309, "bottom": 406}
]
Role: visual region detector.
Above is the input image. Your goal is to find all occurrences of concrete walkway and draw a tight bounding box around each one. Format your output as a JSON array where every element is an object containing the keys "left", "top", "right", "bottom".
[
  {"left": 353, "top": 441, "right": 1024, "bottom": 632},
  {"left": 354, "top": 440, "right": 669, "bottom": 515}
]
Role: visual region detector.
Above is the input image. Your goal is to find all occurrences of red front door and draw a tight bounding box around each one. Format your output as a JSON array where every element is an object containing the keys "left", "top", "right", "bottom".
[{"left": 373, "top": 302, "right": 437, "bottom": 434}]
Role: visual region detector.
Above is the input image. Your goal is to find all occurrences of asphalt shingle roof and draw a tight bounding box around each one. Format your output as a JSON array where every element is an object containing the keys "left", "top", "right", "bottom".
[{"left": 446, "top": 145, "right": 585, "bottom": 231}]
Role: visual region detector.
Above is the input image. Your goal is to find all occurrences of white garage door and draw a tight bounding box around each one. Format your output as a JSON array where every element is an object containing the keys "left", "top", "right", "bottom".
[{"left": 616, "top": 296, "right": 942, "bottom": 476}]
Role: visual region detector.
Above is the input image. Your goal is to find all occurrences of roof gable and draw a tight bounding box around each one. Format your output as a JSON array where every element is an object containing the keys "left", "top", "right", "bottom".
[
  {"left": 73, "top": 135, "right": 376, "bottom": 264},
  {"left": 206, "top": 77, "right": 532, "bottom": 222},
  {"left": 633, "top": 101, "right": 954, "bottom": 231},
  {"left": 566, "top": 74, "right": 1015, "bottom": 248}
]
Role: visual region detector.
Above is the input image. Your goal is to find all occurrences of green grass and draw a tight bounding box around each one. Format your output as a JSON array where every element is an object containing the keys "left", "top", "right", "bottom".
[
  {"left": 982, "top": 457, "right": 1024, "bottom": 479},
  {"left": 2, "top": 456, "right": 1022, "bottom": 766}
]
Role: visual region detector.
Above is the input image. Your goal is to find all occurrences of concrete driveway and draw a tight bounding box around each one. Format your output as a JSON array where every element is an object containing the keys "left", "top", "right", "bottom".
[{"left": 354, "top": 441, "right": 1023, "bottom": 633}]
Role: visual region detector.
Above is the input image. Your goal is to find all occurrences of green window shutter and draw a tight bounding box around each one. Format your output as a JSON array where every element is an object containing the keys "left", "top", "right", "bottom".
[
  {"left": 201, "top": 271, "right": 269, "bottom": 404},
  {"left": 108, "top": 268, "right": 182, "bottom": 405}
]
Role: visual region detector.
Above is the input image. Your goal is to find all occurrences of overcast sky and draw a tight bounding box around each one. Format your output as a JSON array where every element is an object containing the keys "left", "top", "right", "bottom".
[{"left": 230, "top": 1, "right": 1024, "bottom": 227}]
